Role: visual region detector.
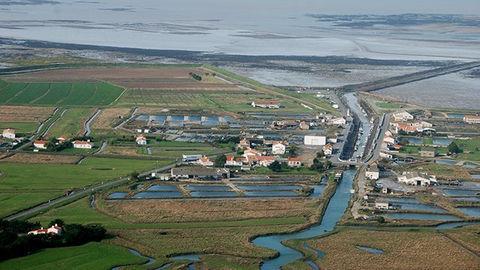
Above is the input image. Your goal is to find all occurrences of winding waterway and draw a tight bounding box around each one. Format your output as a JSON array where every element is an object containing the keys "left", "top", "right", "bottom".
[{"left": 252, "top": 169, "right": 356, "bottom": 269}]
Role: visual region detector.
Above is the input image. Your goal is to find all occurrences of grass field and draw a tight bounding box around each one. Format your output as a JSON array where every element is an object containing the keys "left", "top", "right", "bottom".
[
  {"left": 375, "top": 101, "right": 404, "bottom": 109},
  {"left": 0, "top": 242, "right": 145, "bottom": 270},
  {"left": 0, "top": 81, "right": 124, "bottom": 106},
  {"left": 456, "top": 138, "right": 480, "bottom": 161},
  {"left": 0, "top": 121, "right": 39, "bottom": 133},
  {"left": 0, "top": 157, "right": 171, "bottom": 218},
  {"left": 304, "top": 227, "right": 480, "bottom": 270},
  {"left": 47, "top": 108, "right": 94, "bottom": 138}
]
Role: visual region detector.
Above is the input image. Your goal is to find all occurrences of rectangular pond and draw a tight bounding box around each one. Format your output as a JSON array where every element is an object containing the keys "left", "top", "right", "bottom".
[
  {"left": 147, "top": 185, "right": 179, "bottom": 192},
  {"left": 310, "top": 185, "right": 326, "bottom": 198},
  {"left": 237, "top": 185, "right": 302, "bottom": 191},
  {"left": 456, "top": 207, "right": 480, "bottom": 217},
  {"left": 108, "top": 192, "right": 129, "bottom": 199},
  {"left": 381, "top": 197, "right": 420, "bottom": 204},
  {"left": 184, "top": 185, "right": 232, "bottom": 191},
  {"left": 244, "top": 191, "right": 299, "bottom": 196},
  {"left": 189, "top": 191, "right": 239, "bottom": 197},
  {"left": 452, "top": 197, "right": 480, "bottom": 201},
  {"left": 396, "top": 203, "right": 447, "bottom": 213},
  {"left": 133, "top": 192, "right": 184, "bottom": 198},
  {"left": 386, "top": 213, "right": 461, "bottom": 221},
  {"left": 443, "top": 189, "right": 480, "bottom": 196}
]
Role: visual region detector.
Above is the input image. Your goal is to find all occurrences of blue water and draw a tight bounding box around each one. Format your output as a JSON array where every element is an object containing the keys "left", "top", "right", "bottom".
[
  {"left": 432, "top": 138, "right": 451, "bottom": 146},
  {"left": 237, "top": 185, "right": 301, "bottom": 191},
  {"left": 396, "top": 203, "right": 447, "bottom": 213},
  {"left": 184, "top": 185, "right": 231, "bottom": 191},
  {"left": 244, "top": 191, "right": 299, "bottom": 196},
  {"left": 355, "top": 246, "right": 384, "bottom": 254},
  {"left": 385, "top": 213, "right": 461, "bottom": 221},
  {"left": 448, "top": 113, "right": 465, "bottom": 119},
  {"left": 381, "top": 197, "right": 420, "bottom": 204},
  {"left": 253, "top": 169, "right": 356, "bottom": 269},
  {"left": 443, "top": 189, "right": 480, "bottom": 196},
  {"left": 405, "top": 137, "right": 423, "bottom": 144},
  {"left": 464, "top": 163, "right": 480, "bottom": 169},
  {"left": 133, "top": 192, "right": 183, "bottom": 198},
  {"left": 147, "top": 185, "right": 179, "bottom": 192},
  {"left": 171, "top": 254, "right": 202, "bottom": 261},
  {"left": 108, "top": 192, "right": 128, "bottom": 199},
  {"left": 435, "top": 160, "right": 457, "bottom": 166},
  {"left": 456, "top": 207, "right": 480, "bottom": 217},
  {"left": 310, "top": 185, "right": 326, "bottom": 198},
  {"left": 452, "top": 197, "right": 480, "bottom": 201},
  {"left": 189, "top": 191, "right": 238, "bottom": 197}
]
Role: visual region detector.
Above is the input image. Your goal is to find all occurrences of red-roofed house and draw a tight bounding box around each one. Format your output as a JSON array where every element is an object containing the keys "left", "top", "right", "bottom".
[
  {"left": 225, "top": 155, "right": 244, "bottom": 167},
  {"left": 392, "top": 144, "right": 403, "bottom": 150},
  {"left": 34, "top": 140, "right": 49, "bottom": 149},
  {"left": 257, "top": 156, "right": 277, "bottom": 167},
  {"left": 197, "top": 156, "right": 214, "bottom": 166},
  {"left": 57, "top": 136, "right": 68, "bottom": 143},
  {"left": 287, "top": 157, "right": 302, "bottom": 168},
  {"left": 464, "top": 115, "right": 480, "bottom": 124},
  {"left": 135, "top": 135, "right": 147, "bottom": 145},
  {"left": 323, "top": 143, "right": 333, "bottom": 156},
  {"left": 28, "top": 224, "right": 63, "bottom": 236}
]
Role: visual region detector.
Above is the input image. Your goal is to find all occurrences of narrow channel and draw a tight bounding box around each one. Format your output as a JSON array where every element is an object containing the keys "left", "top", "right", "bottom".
[
  {"left": 252, "top": 169, "right": 356, "bottom": 269},
  {"left": 84, "top": 108, "right": 101, "bottom": 137}
]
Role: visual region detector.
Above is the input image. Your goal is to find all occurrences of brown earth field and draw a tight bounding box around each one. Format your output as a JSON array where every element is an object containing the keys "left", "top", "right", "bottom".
[
  {"left": 91, "top": 107, "right": 132, "bottom": 130},
  {"left": 307, "top": 228, "right": 480, "bottom": 270},
  {"left": 2, "top": 67, "right": 241, "bottom": 90},
  {"left": 98, "top": 197, "right": 320, "bottom": 224},
  {"left": 0, "top": 105, "right": 54, "bottom": 122},
  {"left": 0, "top": 153, "right": 81, "bottom": 164}
]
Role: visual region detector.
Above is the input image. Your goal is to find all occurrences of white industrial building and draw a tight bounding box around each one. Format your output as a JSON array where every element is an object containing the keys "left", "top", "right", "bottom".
[{"left": 304, "top": 135, "right": 326, "bottom": 146}]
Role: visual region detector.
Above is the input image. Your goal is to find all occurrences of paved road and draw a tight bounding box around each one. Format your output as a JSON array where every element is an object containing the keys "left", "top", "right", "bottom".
[{"left": 5, "top": 162, "right": 179, "bottom": 221}]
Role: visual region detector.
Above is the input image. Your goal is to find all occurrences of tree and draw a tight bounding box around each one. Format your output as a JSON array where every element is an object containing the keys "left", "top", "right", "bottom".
[
  {"left": 215, "top": 155, "right": 226, "bottom": 167},
  {"left": 324, "top": 160, "right": 332, "bottom": 170},
  {"left": 268, "top": 161, "right": 282, "bottom": 172},
  {"left": 288, "top": 146, "right": 297, "bottom": 157},
  {"left": 448, "top": 142, "right": 460, "bottom": 154},
  {"left": 377, "top": 216, "right": 385, "bottom": 223},
  {"left": 316, "top": 151, "right": 324, "bottom": 158},
  {"left": 310, "top": 158, "right": 324, "bottom": 172},
  {"left": 131, "top": 171, "right": 140, "bottom": 180}
]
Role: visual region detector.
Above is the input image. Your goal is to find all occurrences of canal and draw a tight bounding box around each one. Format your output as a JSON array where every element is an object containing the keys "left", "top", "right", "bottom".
[{"left": 252, "top": 169, "right": 356, "bottom": 269}]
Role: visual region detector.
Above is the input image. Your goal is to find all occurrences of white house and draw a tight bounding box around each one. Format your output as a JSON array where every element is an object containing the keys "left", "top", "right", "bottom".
[
  {"left": 2, "top": 129, "right": 15, "bottom": 139},
  {"left": 383, "top": 135, "right": 395, "bottom": 145},
  {"left": 225, "top": 155, "right": 244, "bottom": 167},
  {"left": 365, "top": 165, "right": 379, "bottom": 180},
  {"left": 197, "top": 156, "right": 214, "bottom": 166},
  {"left": 323, "top": 143, "right": 333, "bottom": 156},
  {"left": 257, "top": 156, "right": 277, "bottom": 167},
  {"left": 272, "top": 142, "right": 286, "bottom": 155},
  {"left": 464, "top": 115, "right": 480, "bottom": 124},
  {"left": 33, "top": 140, "right": 48, "bottom": 149},
  {"left": 398, "top": 172, "right": 437, "bottom": 186},
  {"left": 392, "top": 111, "right": 414, "bottom": 122},
  {"left": 135, "top": 135, "right": 147, "bottom": 145},
  {"left": 304, "top": 135, "right": 326, "bottom": 146},
  {"left": 28, "top": 224, "right": 63, "bottom": 236},
  {"left": 72, "top": 140, "right": 94, "bottom": 149},
  {"left": 374, "top": 200, "right": 391, "bottom": 210},
  {"left": 328, "top": 117, "right": 346, "bottom": 126},
  {"left": 251, "top": 101, "right": 280, "bottom": 109},
  {"left": 287, "top": 157, "right": 302, "bottom": 168}
]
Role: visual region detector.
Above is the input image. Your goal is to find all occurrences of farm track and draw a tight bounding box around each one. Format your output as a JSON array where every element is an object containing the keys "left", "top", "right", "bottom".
[
  {"left": 4, "top": 83, "right": 29, "bottom": 104},
  {"left": 29, "top": 83, "right": 52, "bottom": 104},
  {"left": 439, "top": 231, "right": 480, "bottom": 258}
]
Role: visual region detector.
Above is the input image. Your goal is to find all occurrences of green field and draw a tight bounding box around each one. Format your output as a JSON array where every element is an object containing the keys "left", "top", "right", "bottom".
[
  {"left": 0, "top": 242, "right": 145, "bottom": 270},
  {"left": 0, "top": 81, "right": 123, "bottom": 106},
  {"left": 455, "top": 138, "right": 480, "bottom": 161},
  {"left": 0, "top": 157, "right": 171, "bottom": 217},
  {"left": 375, "top": 101, "right": 404, "bottom": 109},
  {"left": 0, "top": 122, "right": 39, "bottom": 133},
  {"left": 47, "top": 108, "right": 94, "bottom": 138}
]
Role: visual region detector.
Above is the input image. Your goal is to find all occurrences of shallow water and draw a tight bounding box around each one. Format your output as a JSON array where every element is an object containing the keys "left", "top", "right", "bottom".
[
  {"left": 147, "top": 185, "right": 179, "bottom": 192},
  {"left": 396, "top": 203, "right": 447, "bottom": 213},
  {"left": 244, "top": 191, "right": 299, "bottom": 196},
  {"left": 385, "top": 213, "right": 461, "bottom": 221},
  {"left": 456, "top": 207, "right": 480, "bottom": 217},
  {"left": 253, "top": 169, "right": 356, "bottom": 269},
  {"left": 435, "top": 160, "right": 457, "bottom": 166},
  {"left": 443, "top": 189, "right": 480, "bottom": 196},
  {"left": 355, "top": 246, "right": 384, "bottom": 254},
  {"left": 184, "top": 185, "right": 232, "bottom": 191},
  {"left": 189, "top": 191, "right": 238, "bottom": 197},
  {"left": 133, "top": 191, "right": 183, "bottom": 198},
  {"left": 237, "top": 185, "right": 301, "bottom": 191},
  {"left": 108, "top": 192, "right": 129, "bottom": 199}
]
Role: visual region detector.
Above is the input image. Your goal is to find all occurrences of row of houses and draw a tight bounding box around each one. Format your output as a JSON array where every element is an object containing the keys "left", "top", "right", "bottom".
[
  {"left": 2, "top": 129, "right": 15, "bottom": 139},
  {"left": 251, "top": 100, "right": 281, "bottom": 109},
  {"left": 463, "top": 115, "right": 480, "bottom": 124},
  {"left": 28, "top": 224, "right": 63, "bottom": 236},
  {"left": 33, "top": 137, "right": 93, "bottom": 150}
]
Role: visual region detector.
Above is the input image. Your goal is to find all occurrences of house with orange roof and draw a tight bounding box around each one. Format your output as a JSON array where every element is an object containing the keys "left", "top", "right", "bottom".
[
  {"left": 464, "top": 115, "right": 480, "bottom": 124},
  {"left": 72, "top": 140, "right": 94, "bottom": 149},
  {"left": 2, "top": 129, "right": 15, "bottom": 139},
  {"left": 28, "top": 224, "right": 63, "bottom": 236},
  {"left": 197, "top": 155, "right": 214, "bottom": 166},
  {"left": 34, "top": 140, "right": 49, "bottom": 149},
  {"left": 323, "top": 143, "right": 333, "bottom": 156},
  {"left": 287, "top": 157, "right": 302, "bottom": 168}
]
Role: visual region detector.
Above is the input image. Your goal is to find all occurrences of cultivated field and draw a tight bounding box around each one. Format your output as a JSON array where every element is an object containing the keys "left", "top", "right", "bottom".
[
  {"left": 0, "top": 157, "right": 170, "bottom": 218},
  {"left": 306, "top": 227, "right": 480, "bottom": 270},
  {"left": 0, "top": 242, "right": 145, "bottom": 270},
  {"left": 0, "top": 153, "right": 81, "bottom": 164},
  {"left": 91, "top": 107, "right": 132, "bottom": 130},
  {"left": 46, "top": 108, "right": 95, "bottom": 138},
  {"left": 98, "top": 198, "right": 318, "bottom": 223},
  {"left": 2, "top": 66, "right": 241, "bottom": 90},
  {"left": 0, "top": 105, "right": 54, "bottom": 122},
  {"left": 0, "top": 80, "right": 124, "bottom": 106}
]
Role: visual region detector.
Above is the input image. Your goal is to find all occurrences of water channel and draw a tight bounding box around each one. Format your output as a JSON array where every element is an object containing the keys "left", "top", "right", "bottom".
[{"left": 252, "top": 169, "right": 356, "bottom": 269}]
